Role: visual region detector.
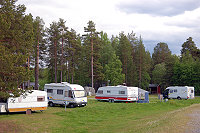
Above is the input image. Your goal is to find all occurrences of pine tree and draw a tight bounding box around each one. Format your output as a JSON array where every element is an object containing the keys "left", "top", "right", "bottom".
[
  {"left": 46, "top": 21, "right": 60, "bottom": 83},
  {"left": 152, "top": 63, "right": 166, "bottom": 86},
  {"left": 0, "top": 0, "right": 34, "bottom": 100},
  {"left": 57, "top": 18, "right": 68, "bottom": 82},
  {"left": 104, "top": 54, "right": 125, "bottom": 86},
  {"left": 99, "top": 32, "right": 124, "bottom": 85},
  {"left": 118, "top": 32, "right": 133, "bottom": 85},
  {"left": 181, "top": 37, "right": 200, "bottom": 61},
  {"left": 152, "top": 42, "right": 176, "bottom": 88},
  {"left": 32, "top": 16, "right": 46, "bottom": 90},
  {"left": 83, "top": 21, "right": 103, "bottom": 89},
  {"left": 152, "top": 42, "right": 171, "bottom": 66},
  {"left": 66, "top": 29, "right": 81, "bottom": 83},
  {"left": 133, "top": 36, "right": 151, "bottom": 89}
]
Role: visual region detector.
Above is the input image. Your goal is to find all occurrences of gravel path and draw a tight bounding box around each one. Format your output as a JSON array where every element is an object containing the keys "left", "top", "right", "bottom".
[{"left": 185, "top": 104, "right": 200, "bottom": 133}]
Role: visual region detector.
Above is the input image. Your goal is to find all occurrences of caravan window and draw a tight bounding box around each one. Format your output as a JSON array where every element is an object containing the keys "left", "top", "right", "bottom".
[
  {"left": 97, "top": 90, "right": 103, "bottom": 94},
  {"left": 169, "top": 90, "right": 173, "bottom": 93},
  {"left": 119, "top": 91, "right": 125, "bottom": 94},
  {"left": 107, "top": 90, "right": 111, "bottom": 93},
  {"left": 37, "top": 96, "right": 45, "bottom": 102},
  {"left": 174, "top": 89, "right": 177, "bottom": 93},
  {"left": 47, "top": 89, "right": 53, "bottom": 93},
  {"left": 65, "top": 91, "right": 68, "bottom": 97},
  {"left": 68, "top": 90, "right": 72, "bottom": 97},
  {"left": 191, "top": 90, "right": 194, "bottom": 93},
  {"left": 57, "top": 89, "right": 63, "bottom": 95},
  {"left": 74, "top": 90, "right": 86, "bottom": 98}
]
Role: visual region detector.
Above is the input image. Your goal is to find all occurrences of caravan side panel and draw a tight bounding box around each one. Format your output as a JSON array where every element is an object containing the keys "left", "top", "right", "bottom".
[
  {"left": 7, "top": 90, "right": 48, "bottom": 112},
  {"left": 95, "top": 86, "right": 138, "bottom": 102},
  {"left": 167, "top": 86, "right": 195, "bottom": 99},
  {"left": 44, "top": 83, "right": 87, "bottom": 107}
]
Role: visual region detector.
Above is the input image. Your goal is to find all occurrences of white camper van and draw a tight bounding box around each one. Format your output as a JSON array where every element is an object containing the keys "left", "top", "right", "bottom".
[
  {"left": 44, "top": 82, "right": 87, "bottom": 107},
  {"left": 0, "top": 90, "right": 48, "bottom": 113},
  {"left": 95, "top": 86, "right": 138, "bottom": 102},
  {"left": 163, "top": 86, "right": 194, "bottom": 99}
]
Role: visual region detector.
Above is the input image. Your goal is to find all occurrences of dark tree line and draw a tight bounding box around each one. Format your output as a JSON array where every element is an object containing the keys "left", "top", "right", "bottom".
[{"left": 0, "top": 0, "right": 200, "bottom": 100}]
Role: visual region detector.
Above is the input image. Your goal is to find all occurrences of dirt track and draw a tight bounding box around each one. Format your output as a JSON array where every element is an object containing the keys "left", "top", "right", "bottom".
[
  {"left": 0, "top": 120, "right": 20, "bottom": 133},
  {"left": 184, "top": 104, "right": 200, "bottom": 133}
]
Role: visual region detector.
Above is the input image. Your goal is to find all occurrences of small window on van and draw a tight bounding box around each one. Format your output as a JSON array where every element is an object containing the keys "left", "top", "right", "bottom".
[
  {"left": 174, "top": 89, "right": 177, "bottom": 93},
  {"left": 47, "top": 89, "right": 53, "bottom": 93},
  {"left": 57, "top": 89, "right": 63, "bottom": 95},
  {"left": 191, "top": 90, "right": 194, "bottom": 93},
  {"left": 97, "top": 90, "right": 103, "bottom": 94},
  {"left": 65, "top": 91, "right": 68, "bottom": 97},
  {"left": 119, "top": 91, "right": 125, "bottom": 94},
  {"left": 68, "top": 90, "right": 72, "bottom": 97},
  {"left": 37, "top": 96, "right": 45, "bottom": 102},
  {"left": 169, "top": 90, "right": 173, "bottom": 93},
  {"left": 107, "top": 90, "right": 111, "bottom": 93}
]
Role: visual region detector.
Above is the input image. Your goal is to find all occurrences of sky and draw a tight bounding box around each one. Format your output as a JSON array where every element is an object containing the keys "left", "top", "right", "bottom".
[{"left": 16, "top": 0, "right": 200, "bottom": 55}]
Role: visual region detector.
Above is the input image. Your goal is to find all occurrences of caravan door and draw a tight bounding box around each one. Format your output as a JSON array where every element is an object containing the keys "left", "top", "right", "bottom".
[
  {"left": 64, "top": 88, "right": 74, "bottom": 103},
  {"left": 56, "top": 89, "right": 65, "bottom": 104},
  {"left": 188, "top": 87, "right": 194, "bottom": 99}
]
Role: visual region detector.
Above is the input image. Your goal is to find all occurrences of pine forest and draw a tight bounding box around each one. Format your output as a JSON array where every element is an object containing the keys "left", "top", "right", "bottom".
[{"left": 0, "top": 0, "right": 200, "bottom": 100}]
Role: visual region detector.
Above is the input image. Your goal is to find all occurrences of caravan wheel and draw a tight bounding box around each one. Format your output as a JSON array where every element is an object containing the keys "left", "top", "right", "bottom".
[
  {"left": 69, "top": 104, "right": 74, "bottom": 108},
  {"left": 49, "top": 102, "right": 54, "bottom": 107},
  {"left": 177, "top": 97, "right": 181, "bottom": 100},
  {"left": 109, "top": 99, "right": 114, "bottom": 103}
]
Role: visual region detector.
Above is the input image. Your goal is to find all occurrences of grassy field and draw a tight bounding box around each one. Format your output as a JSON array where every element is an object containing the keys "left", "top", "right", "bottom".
[{"left": 1, "top": 96, "right": 200, "bottom": 133}]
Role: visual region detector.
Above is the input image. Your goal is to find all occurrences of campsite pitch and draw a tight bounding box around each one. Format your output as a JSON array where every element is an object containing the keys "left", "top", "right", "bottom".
[{"left": 0, "top": 96, "right": 200, "bottom": 133}]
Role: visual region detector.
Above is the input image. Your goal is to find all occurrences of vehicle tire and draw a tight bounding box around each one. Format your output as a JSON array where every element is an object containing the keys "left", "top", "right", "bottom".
[
  {"left": 177, "top": 97, "right": 181, "bottom": 100},
  {"left": 109, "top": 99, "right": 114, "bottom": 103},
  {"left": 49, "top": 102, "right": 54, "bottom": 107},
  {"left": 69, "top": 104, "right": 74, "bottom": 108}
]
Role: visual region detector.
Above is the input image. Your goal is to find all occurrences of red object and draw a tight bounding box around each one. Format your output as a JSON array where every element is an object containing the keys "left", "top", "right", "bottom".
[
  {"left": 157, "top": 85, "right": 161, "bottom": 94},
  {"left": 95, "top": 96, "right": 127, "bottom": 100}
]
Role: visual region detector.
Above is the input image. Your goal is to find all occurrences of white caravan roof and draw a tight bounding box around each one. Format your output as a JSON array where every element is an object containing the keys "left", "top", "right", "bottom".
[
  {"left": 167, "top": 86, "right": 194, "bottom": 89},
  {"left": 45, "top": 82, "right": 84, "bottom": 91}
]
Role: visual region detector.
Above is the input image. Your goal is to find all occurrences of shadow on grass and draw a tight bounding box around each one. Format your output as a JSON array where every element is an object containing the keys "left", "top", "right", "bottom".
[{"left": 0, "top": 110, "right": 44, "bottom": 115}]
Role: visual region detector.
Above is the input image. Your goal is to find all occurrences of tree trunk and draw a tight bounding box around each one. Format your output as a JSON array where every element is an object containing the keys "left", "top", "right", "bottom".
[
  {"left": 35, "top": 34, "right": 39, "bottom": 90},
  {"left": 27, "top": 56, "right": 30, "bottom": 88},
  {"left": 91, "top": 38, "right": 94, "bottom": 88},
  {"left": 61, "top": 36, "right": 64, "bottom": 82},
  {"left": 71, "top": 52, "right": 74, "bottom": 84},
  {"left": 54, "top": 39, "right": 57, "bottom": 83},
  {"left": 139, "top": 45, "right": 142, "bottom": 88}
]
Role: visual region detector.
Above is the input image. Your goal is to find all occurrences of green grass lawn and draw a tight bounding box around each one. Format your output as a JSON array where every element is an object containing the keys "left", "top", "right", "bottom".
[{"left": 1, "top": 96, "right": 200, "bottom": 133}]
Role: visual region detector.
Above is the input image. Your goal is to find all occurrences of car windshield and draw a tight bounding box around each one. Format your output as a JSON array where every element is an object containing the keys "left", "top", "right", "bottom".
[{"left": 73, "top": 90, "right": 86, "bottom": 98}]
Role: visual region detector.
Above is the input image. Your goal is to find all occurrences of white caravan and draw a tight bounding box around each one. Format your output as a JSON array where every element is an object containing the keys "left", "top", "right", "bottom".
[
  {"left": 44, "top": 82, "right": 87, "bottom": 107},
  {"left": 163, "top": 86, "right": 194, "bottom": 99},
  {"left": 95, "top": 86, "right": 138, "bottom": 102},
  {"left": 0, "top": 90, "right": 48, "bottom": 113}
]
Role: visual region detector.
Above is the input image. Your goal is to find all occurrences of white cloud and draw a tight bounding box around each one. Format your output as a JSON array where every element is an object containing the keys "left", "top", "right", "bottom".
[
  {"left": 117, "top": 0, "right": 200, "bottom": 16},
  {"left": 16, "top": 0, "right": 200, "bottom": 54}
]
